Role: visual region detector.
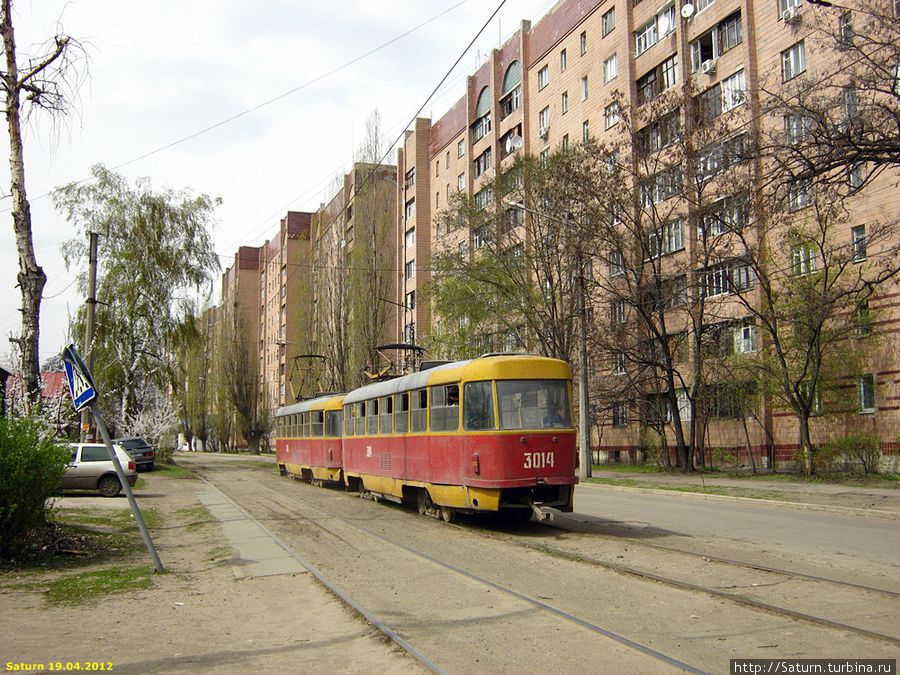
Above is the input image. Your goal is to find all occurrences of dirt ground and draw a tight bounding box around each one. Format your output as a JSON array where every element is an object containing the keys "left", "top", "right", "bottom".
[{"left": 0, "top": 470, "right": 422, "bottom": 674}]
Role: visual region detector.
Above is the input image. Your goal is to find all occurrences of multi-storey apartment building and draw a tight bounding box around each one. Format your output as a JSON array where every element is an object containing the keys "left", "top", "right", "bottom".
[
  {"left": 258, "top": 211, "right": 314, "bottom": 410},
  {"left": 395, "top": 0, "right": 900, "bottom": 466}
]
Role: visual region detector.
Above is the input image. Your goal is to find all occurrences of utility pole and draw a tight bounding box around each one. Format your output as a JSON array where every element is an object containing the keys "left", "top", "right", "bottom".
[
  {"left": 576, "top": 243, "right": 592, "bottom": 479},
  {"left": 80, "top": 231, "right": 98, "bottom": 442}
]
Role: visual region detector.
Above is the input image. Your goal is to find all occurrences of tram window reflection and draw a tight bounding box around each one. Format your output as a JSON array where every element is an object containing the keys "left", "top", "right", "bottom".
[{"left": 464, "top": 381, "right": 495, "bottom": 430}]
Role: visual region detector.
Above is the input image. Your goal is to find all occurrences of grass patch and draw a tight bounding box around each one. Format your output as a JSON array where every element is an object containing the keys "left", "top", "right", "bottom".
[
  {"left": 206, "top": 545, "right": 232, "bottom": 562},
  {"left": 591, "top": 463, "right": 665, "bottom": 474},
  {"left": 175, "top": 504, "right": 212, "bottom": 531},
  {"left": 226, "top": 460, "right": 277, "bottom": 471},
  {"left": 154, "top": 462, "right": 196, "bottom": 479},
  {"left": 585, "top": 477, "right": 788, "bottom": 501},
  {"left": 43, "top": 565, "right": 155, "bottom": 605},
  {"left": 52, "top": 506, "right": 162, "bottom": 531}
]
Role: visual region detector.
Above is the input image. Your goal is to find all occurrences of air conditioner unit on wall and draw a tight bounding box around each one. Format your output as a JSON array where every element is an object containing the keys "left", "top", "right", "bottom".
[
  {"left": 539, "top": 125, "right": 549, "bottom": 139},
  {"left": 782, "top": 6, "right": 801, "bottom": 24},
  {"left": 701, "top": 59, "right": 717, "bottom": 74}
]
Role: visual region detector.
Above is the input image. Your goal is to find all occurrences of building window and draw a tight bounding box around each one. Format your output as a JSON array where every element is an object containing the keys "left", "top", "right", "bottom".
[
  {"left": 609, "top": 251, "right": 624, "bottom": 277},
  {"left": 637, "top": 55, "right": 678, "bottom": 105},
  {"left": 602, "top": 8, "right": 616, "bottom": 36},
  {"left": 604, "top": 54, "right": 617, "bottom": 83},
  {"left": 472, "top": 113, "right": 492, "bottom": 142},
  {"left": 458, "top": 139, "right": 465, "bottom": 157},
  {"left": 690, "top": 11, "right": 743, "bottom": 72},
  {"left": 857, "top": 299, "right": 872, "bottom": 336},
  {"left": 613, "top": 352, "right": 627, "bottom": 375},
  {"left": 645, "top": 219, "right": 685, "bottom": 259},
  {"left": 733, "top": 319, "right": 756, "bottom": 354},
  {"left": 782, "top": 41, "right": 806, "bottom": 82},
  {"left": 696, "top": 0, "right": 715, "bottom": 12},
  {"left": 612, "top": 401, "right": 628, "bottom": 427},
  {"left": 783, "top": 114, "right": 811, "bottom": 145},
  {"left": 640, "top": 166, "right": 681, "bottom": 206},
  {"left": 839, "top": 10, "right": 854, "bottom": 46},
  {"left": 474, "top": 187, "right": 493, "bottom": 209},
  {"left": 405, "top": 259, "right": 416, "bottom": 279},
  {"left": 473, "top": 147, "right": 492, "bottom": 178},
  {"left": 561, "top": 91, "right": 569, "bottom": 114},
  {"left": 405, "top": 228, "right": 415, "bottom": 249},
  {"left": 611, "top": 299, "right": 626, "bottom": 324},
  {"left": 539, "top": 147, "right": 551, "bottom": 163},
  {"left": 457, "top": 173, "right": 465, "bottom": 191},
  {"left": 404, "top": 167, "right": 415, "bottom": 189},
  {"left": 473, "top": 226, "right": 491, "bottom": 250},
  {"left": 701, "top": 259, "right": 752, "bottom": 297},
  {"left": 634, "top": 4, "right": 676, "bottom": 57},
  {"left": 779, "top": 0, "right": 802, "bottom": 14},
  {"left": 404, "top": 198, "right": 416, "bottom": 219},
  {"left": 851, "top": 225, "right": 867, "bottom": 260},
  {"left": 581, "top": 76, "right": 589, "bottom": 100},
  {"left": 843, "top": 86, "right": 858, "bottom": 119},
  {"left": 788, "top": 178, "right": 812, "bottom": 211},
  {"left": 580, "top": 31, "right": 587, "bottom": 55},
  {"left": 791, "top": 244, "right": 817, "bottom": 276},
  {"left": 539, "top": 106, "right": 551, "bottom": 133},
  {"left": 406, "top": 290, "right": 416, "bottom": 310},
  {"left": 701, "top": 193, "right": 749, "bottom": 236},
  {"left": 561, "top": 134, "right": 569, "bottom": 149},
  {"left": 538, "top": 65, "right": 549, "bottom": 90},
  {"left": 604, "top": 102, "right": 620, "bottom": 129},
  {"left": 560, "top": 48, "right": 567, "bottom": 71},
  {"left": 858, "top": 374, "right": 875, "bottom": 413},
  {"left": 582, "top": 119, "right": 590, "bottom": 143},
  {"left": 435, "top": 191, "right": 440, "bottom": 208}
]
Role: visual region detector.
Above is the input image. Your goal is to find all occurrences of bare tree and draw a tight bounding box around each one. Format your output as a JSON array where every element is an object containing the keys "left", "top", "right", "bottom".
[
  {"left": 1, "top": 2, "right": 86, "bottom": 412},
  {"left": 222, "top": 309, "right": 270, "bottom": 454}
]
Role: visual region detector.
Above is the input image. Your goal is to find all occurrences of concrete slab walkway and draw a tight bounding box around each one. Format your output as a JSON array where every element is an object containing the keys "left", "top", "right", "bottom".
[{"left": 197, "top": 488, "right": 306, "bottom": 578}]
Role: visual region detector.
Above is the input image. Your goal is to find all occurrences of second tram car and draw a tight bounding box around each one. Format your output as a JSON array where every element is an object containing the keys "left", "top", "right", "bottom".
[
  {"left": 340, "top": 354, "right": 577, "bottom": 521},
  {"left": 275, "top": 394, "right": 345, "bottom": 484}
]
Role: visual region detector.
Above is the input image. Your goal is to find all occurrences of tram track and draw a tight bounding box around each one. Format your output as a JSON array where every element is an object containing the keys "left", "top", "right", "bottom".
[
  {"left": 220, "top": 476, "right": 706, "bottom": 674},
  {"left": 261, "top": 475, "right": 900, "bottom": 650},
  {"left": 185, "top": 458, "right": 900, "bottom": 673},
  {"left": 475, "top": 527, "right": 900, "bottom": 647}
]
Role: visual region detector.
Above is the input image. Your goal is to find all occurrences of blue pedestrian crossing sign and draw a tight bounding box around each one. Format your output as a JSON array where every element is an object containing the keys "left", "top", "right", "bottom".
[{"left": 62, "top": 344, "right": 98, "bottom": 412}]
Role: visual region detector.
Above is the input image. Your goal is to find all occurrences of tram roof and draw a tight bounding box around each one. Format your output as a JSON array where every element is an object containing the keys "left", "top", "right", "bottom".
[
  {"left": 342, "top": 354, "right": 571, "bottom": 405},
  {"left": 275, "top": 393, "right": 345, "bottom": 417}
]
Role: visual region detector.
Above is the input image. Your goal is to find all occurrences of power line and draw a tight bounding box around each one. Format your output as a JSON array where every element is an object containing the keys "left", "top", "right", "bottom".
[{"left": 0, "top": 0, "right": 473, "bottom": 215}]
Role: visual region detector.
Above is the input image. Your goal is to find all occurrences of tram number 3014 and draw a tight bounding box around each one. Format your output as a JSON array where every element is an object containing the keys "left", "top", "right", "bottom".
[{"left": 523, "top": 451, "right": 555, "bottom": 469}]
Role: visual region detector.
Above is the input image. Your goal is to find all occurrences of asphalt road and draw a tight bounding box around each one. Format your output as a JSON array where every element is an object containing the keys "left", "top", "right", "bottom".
[{"left": 572, "top": 483, "right": 900, "bottom": 582}]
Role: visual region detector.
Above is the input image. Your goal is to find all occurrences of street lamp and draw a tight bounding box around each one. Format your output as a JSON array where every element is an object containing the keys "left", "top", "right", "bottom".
[{"left": 506, "top": 200, "right": 592, "bottom": 479}]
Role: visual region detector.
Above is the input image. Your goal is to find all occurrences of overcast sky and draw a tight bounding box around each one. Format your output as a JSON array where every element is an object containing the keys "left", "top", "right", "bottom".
[{"left": 0, "top": 0, "right": 553, "bottom": 368}]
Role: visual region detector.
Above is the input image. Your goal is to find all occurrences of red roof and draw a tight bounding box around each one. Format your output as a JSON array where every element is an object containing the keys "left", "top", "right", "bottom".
[{"left": 4, "top": 371, "right": 68, "bottom": 400}]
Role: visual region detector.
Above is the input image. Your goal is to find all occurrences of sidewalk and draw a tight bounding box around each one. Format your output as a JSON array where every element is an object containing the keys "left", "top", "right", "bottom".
[{"left": 585, "top": 468, "right": 900, "bottom": 514}]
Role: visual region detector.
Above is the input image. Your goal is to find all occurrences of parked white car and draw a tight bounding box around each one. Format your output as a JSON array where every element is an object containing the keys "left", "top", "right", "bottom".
[{"left": 61, "top": 443, "right": 138, "bottom": 497}]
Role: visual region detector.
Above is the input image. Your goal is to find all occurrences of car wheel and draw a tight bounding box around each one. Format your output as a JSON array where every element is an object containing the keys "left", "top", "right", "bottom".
[{"left": 98, "top": 475, "right": 122, "bottom": 497}]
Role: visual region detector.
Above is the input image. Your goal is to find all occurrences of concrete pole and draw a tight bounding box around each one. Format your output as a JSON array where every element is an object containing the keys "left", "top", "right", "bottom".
[{"left": 80, "top": 232, "right": 98, "bottom": 442}]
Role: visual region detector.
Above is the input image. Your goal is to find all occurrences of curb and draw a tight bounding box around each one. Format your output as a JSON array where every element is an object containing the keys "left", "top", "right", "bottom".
[{"left": 579, "top": 481, "right": 900, "bottom": 520}]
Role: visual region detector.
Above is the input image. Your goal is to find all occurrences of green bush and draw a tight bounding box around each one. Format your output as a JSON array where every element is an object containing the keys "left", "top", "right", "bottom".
[
  {"left": 0, "top": 417, "right": 72, "bottom": 560},
  {"left": 811, "top": 443, "right": 844, "bottom": 477},
  {"left": 820, "top": 432, "right": 881, "bottom": 476}
]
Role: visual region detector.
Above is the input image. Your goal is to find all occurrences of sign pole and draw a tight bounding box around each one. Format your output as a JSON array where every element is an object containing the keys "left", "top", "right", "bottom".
[
  {"left": 90, "top": 400, "right": 164, "bottom": 572},
  {"left": 62, "top": 344, "right": 164, "bottom": 572}
]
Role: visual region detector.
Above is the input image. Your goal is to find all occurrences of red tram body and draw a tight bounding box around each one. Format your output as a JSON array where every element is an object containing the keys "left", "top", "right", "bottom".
[
  {"left": 275, "top": 355, "right": 577, "bottom": 520},
  {"left": 275, "top": 394, "right": 345, "bottom": 484}
]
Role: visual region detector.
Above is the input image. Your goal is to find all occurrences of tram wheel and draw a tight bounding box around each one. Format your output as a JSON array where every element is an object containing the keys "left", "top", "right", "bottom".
[{"left": 440, "top": 506, "right": 456, "bottom": 523}]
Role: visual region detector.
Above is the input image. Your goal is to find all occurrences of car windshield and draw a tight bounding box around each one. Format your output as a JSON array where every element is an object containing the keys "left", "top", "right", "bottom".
[{"left": 497, "top": 379, "right": 571, "bottom": 430}]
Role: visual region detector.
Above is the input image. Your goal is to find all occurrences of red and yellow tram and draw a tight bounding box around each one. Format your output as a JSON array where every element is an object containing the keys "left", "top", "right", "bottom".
[
  {"left": 275, "top": 394, "right": 345, "bottom": 485},
  {"left": 340, "top": 354, "right": 577, "bottom": 520}
]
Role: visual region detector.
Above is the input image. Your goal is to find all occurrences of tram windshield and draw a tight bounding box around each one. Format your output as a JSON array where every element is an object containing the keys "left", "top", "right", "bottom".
[{"left": 497, "top": 379, "right": 571, "bottom": 430}]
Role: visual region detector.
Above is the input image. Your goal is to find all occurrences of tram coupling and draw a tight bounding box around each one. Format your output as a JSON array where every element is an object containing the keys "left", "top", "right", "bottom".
[{"left": 529, "top": 501, "right": 562, "bottom": 523}]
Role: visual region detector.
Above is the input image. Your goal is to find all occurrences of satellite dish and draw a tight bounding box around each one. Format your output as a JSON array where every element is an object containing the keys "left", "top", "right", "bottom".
[
  {"left": 505, "top": 135, "right": 523, "bottom": 153},
  {"left": 681, "top": 3, "right": 695, "bottom": 18}
]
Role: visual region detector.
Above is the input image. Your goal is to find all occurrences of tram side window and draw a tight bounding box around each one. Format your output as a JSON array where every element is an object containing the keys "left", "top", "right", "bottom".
[
  {"left": 354, "top": 402, "right": 366, "bottom": 436},
  {"left": 366, "top": 399, "right": 379, "bottom": 435},
  {"left": 464, "top": 381, "right": 495, "bottom": 430},
  {"left": 410, "top": 389, "right": 427, "bottom": 432},
  {"left": 394, "top": 392, "right": 409, "bottom": 433},
  {"left": 343, "top": 407, "right": 352, "bottom": 437},
  {"left": 290, "top": 414, "right": 297, "bottom": 437},
  {"left": 497, "top": 380, "right": 571, "bottom": 430},
  {"left": 431, "top": 384, "right": 460, "bottom": 432},
  {"left": 380, "top": 396, "right": 393, "bottom": 434},
  {"left": 312, "top": 410, "right": 324, "bottom": 437},
  {"left": 326, "top": 410, "right": 342, "bottom": 438},
  {"left": 304, "top": 412, "right": 312, "bottom": 438}
]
